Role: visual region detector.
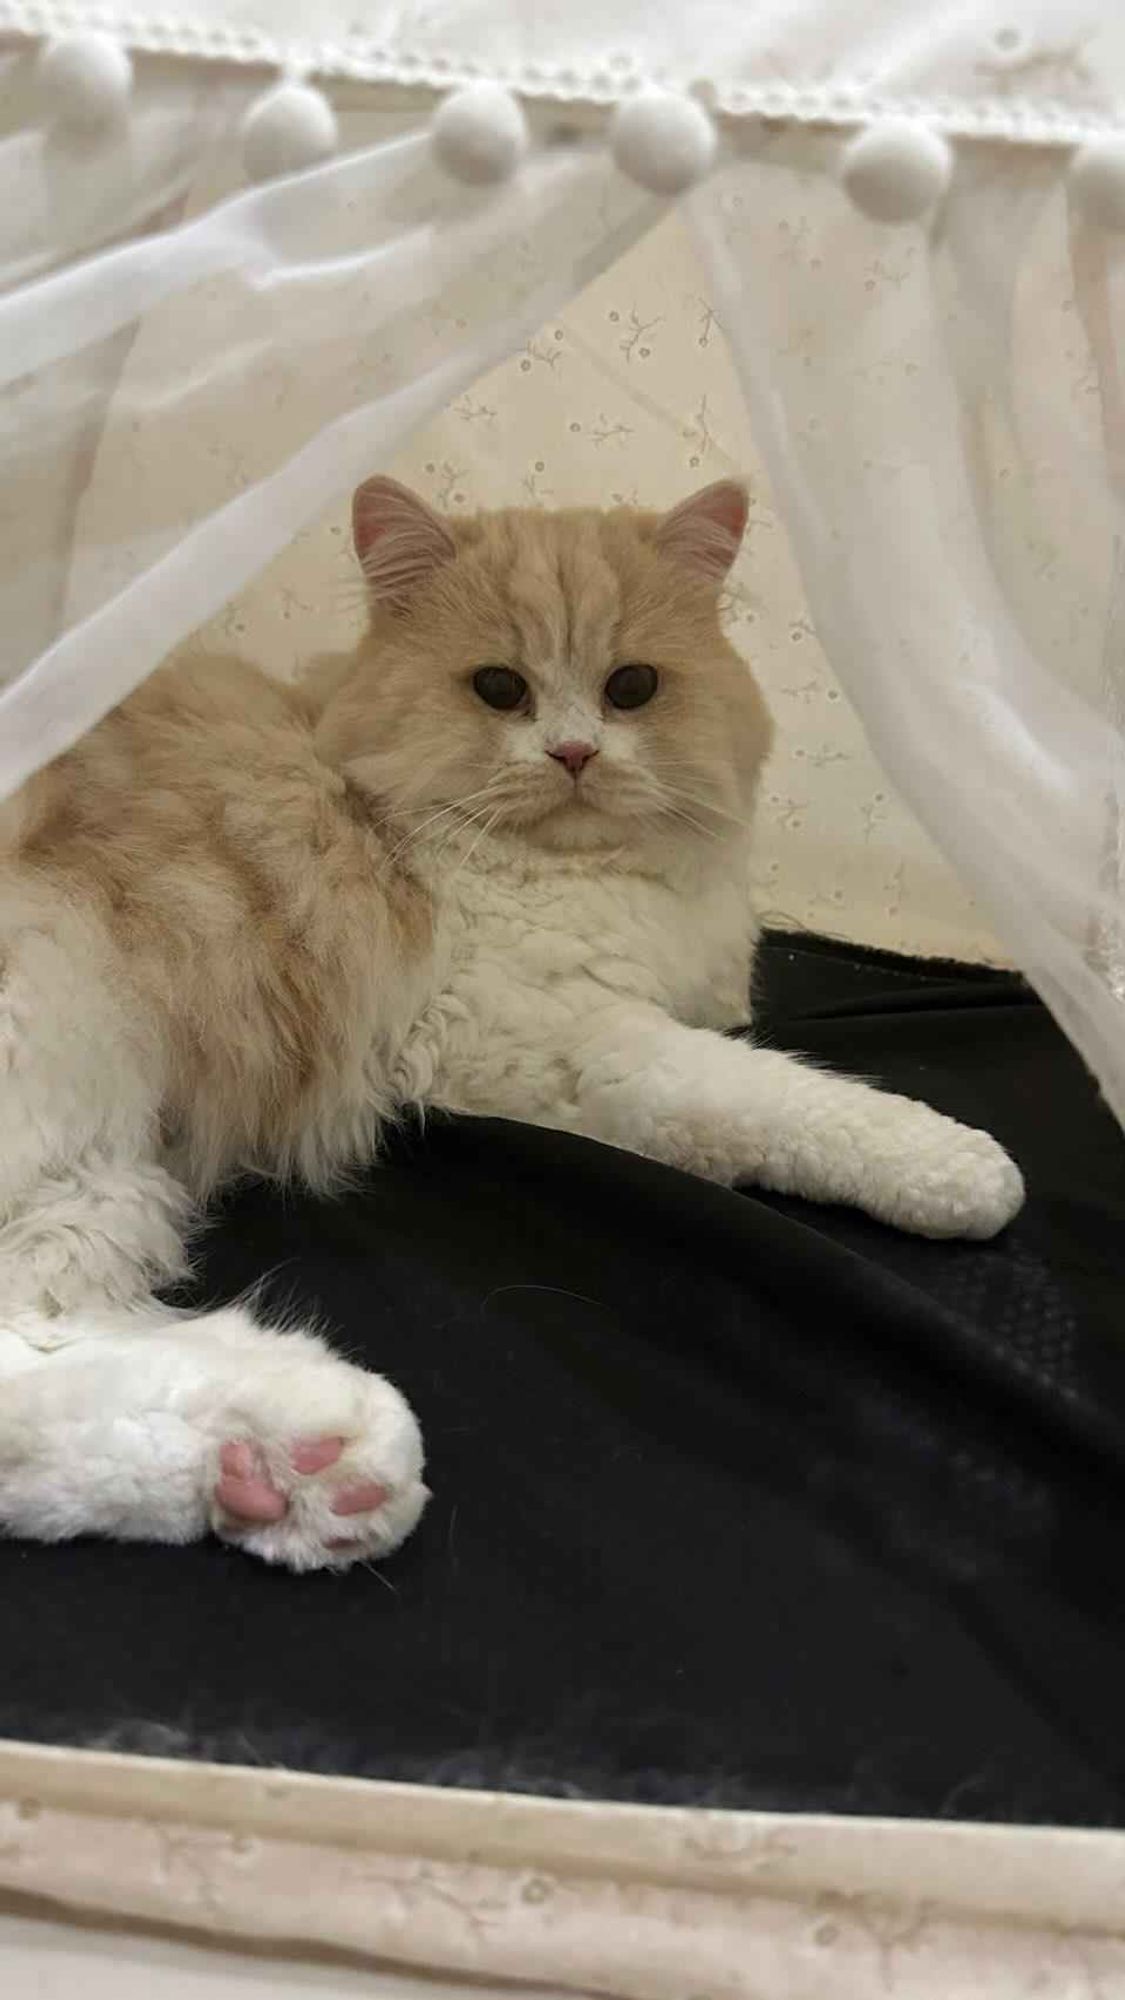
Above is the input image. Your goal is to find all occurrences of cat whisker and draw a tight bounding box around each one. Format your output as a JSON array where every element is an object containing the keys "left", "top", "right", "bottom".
[
  {"left": 380, "top": 784, "right": 508, "bottom": 869},
  {"left": 430, "top": 797, "right": 506, "bottom": 868},
  {"left": 449, "top": 804, "right": 506, "bottom": 879},
  {"left": 421, "top": 790, "right": 514, "bottom": 873},
  {"left": 660, "top": 806, "right": 725, "bottom": 845},
  {"left": 655, "top": 762, "right": 753, "bottom": 805},
  {"left": 655, "top": 779, "right": 756, "bottom": 834}
]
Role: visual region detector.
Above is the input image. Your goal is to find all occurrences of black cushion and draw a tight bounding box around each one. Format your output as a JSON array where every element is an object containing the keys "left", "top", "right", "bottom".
[{"left": 4, "top": 932, "right": 1124, "bottom": 1825}]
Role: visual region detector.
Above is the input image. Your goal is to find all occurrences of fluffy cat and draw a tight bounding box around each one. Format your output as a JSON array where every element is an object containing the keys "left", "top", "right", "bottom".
[{"left": 0, "top": 477, "right": 1023, "bottom": 1570}]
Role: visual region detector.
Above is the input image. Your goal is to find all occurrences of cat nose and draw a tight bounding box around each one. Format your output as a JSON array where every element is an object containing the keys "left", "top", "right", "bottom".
[{"left": 547, "top": 740, "right": 598, "bottom": 777}]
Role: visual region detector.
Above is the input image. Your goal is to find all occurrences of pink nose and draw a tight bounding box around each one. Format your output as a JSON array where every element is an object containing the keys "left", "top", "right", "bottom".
[{"left": 548, "top": 741, "right": 598, "bottom": 777}]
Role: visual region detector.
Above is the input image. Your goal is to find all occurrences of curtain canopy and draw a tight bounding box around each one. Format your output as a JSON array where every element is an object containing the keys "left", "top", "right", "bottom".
[
  {"left": 5, "top": 0, "right": 1125, "bottom": 128},
  {"left": 1, "top": 0, "right": 1125, "bottom": 1125}
]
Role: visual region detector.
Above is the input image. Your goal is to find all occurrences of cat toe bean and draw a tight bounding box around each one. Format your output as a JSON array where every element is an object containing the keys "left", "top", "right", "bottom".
[{"left": 208, "top": 1365, "right": 427, "bottom": 1572}]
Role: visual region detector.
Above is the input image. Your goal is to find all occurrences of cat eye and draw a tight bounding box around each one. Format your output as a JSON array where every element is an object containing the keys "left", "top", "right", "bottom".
[
  {"left": 472, "top": 665, "right": 529, "bottom": 712},
  {"left": 605, "top": 663, "right": 659, "bottom": 711}
]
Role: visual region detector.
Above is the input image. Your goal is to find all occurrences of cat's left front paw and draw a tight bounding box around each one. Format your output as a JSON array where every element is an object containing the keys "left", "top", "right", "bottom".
[{"left": 867, "top": 1102, "right": 1025, "bottom": 1240}]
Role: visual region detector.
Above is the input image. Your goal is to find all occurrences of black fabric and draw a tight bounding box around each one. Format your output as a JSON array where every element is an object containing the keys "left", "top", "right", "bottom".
[{"left": 3, "top": 932, "right": 1125, "bottom": 1824}]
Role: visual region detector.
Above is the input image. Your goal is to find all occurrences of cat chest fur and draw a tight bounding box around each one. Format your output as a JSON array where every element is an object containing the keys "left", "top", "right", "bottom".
[{"left": 391, "top": 835, "right": 758, "bottom": 1123}]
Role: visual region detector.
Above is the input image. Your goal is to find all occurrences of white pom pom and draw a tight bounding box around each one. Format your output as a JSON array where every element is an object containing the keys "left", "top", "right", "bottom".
[
  {"left": 840, "top": 120, "right": 952, "bottom": 224},
  {"left": 240, "top": 82, "right": 338, "bottom": 184},
  {"left": 37, "top": 32, "right": 133, "bottom": 132},
  {"left": 431, "top": 81, "right": 529, "bottom": 186},
  {"left": 610, "top": 90, "right": 717, "bottom": 196},
  {"left": 1069, "top": 137, "right": 1125, "bottom": 231}
]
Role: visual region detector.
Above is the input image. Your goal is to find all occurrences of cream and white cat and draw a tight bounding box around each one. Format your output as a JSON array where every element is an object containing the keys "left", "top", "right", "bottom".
[{"left": 0, "top": 477, "right": 1023, "bottom": 1570}]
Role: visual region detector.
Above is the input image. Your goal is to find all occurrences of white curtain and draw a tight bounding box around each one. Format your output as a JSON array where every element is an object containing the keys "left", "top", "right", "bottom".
[
  {"left": 1, "top": 0, "right": 1125, "bottom": 1131},
  {"left": 689, "top": 136, "right": 1125, "bottom": 1119},
  {"left": 0, "top": 85, "right": 656, "bottom": 789}
]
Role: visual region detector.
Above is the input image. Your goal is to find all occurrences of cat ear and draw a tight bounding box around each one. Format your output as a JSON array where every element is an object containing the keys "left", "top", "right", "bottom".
[
  {"left": 352, "top": 476, "right": 457, "bottom": 608},
  {"left": 654, "top": 479, "right": 748, "bottom": 583}
]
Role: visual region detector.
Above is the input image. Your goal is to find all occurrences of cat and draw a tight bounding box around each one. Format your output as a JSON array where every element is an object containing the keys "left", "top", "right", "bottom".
[{"left": 0, "top": 476, "right": 1024, "bottom": 1571}]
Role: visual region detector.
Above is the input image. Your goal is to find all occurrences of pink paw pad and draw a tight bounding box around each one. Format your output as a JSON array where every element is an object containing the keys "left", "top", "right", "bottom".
[
  {"left": 214, "top": 1435, "right": 391, "bottom": 1535},
  {"left": 290, "top": 1435, "right": 345, "bottom": 1475},
  {"left": 215, "top": 1440, "right": 286, "bottom": 1524},
  {"left": 331, "top": 1480, "right": 389, "bottom": 1516}
]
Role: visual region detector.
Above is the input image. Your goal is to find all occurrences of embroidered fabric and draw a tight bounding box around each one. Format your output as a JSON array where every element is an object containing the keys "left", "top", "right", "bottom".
[{"left": 1, "top": 0, "right": 1125, "bottom": 138}]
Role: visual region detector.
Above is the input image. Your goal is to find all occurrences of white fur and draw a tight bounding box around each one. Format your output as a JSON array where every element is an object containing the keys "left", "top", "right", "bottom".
[
  {"left": 406, "top": 825, "right": 1022, "bottom": 1240},
  {"left": 0, "top": 825, "right": 1022, "bottom": 1570},
  {"left": 0, "top": 1303, "right": 425, "bottom": 1568}
]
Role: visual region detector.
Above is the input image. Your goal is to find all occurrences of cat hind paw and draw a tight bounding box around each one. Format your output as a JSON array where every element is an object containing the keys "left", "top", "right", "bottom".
[{"left": 207, "top": 1362, "right": 427, "bottom": 1571}]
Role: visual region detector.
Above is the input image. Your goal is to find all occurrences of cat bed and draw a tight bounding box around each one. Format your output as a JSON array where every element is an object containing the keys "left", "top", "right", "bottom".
[
  {"left": 4, "top": 926, "right": 1125, "bottom": 1992},
  {"left": 3, "top": 929, "right": 1122, "bottom": 1825}
]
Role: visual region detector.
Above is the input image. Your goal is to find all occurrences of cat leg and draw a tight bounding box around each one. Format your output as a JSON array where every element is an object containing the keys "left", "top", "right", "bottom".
[
  {"left": 0, "top": 884, "right": 163, "bottom": 1222},
  {"left": 571, "top": 1005, "right": 1024, "bottom": 1239},
  {"left": 0, "top": 889, "right": 426, "bottom": 1570},
  {"left": 0, "top": 1151, "right": 426, "bottom": 1568},
  {"left": 0, "top": 1305, "right": 427, "bottom": 1570},
  {"left": 0, "top": 882, "right": 190, "bottom": 1321},
  {"left": 0, "top": 1152, "right": 193, "bottom": 1325}
]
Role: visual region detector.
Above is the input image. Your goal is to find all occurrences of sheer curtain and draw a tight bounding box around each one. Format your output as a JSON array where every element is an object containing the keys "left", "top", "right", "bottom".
[
  {"left": 0, "top": 0, "right": 1124, "bottom": 1125},
  {"left": 0, "top": 87, "right": 656, "bottom": 795},
  {"left": 690, "top": 135, "right": 1125, "bottom": 1120}
]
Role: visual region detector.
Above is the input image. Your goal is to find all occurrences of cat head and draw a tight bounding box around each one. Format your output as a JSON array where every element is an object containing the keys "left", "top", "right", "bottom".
[{"left": 317, "top": 476, "right": 772, "bottom": 854}]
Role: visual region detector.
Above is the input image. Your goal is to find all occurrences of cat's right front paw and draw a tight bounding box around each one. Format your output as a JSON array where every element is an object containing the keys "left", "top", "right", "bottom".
[{"left": 207, "top": 1358, "right": 428, "bottom": 1572}]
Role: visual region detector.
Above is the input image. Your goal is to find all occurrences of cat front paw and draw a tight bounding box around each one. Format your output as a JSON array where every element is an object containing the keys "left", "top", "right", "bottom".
[
  {"left": 861, "top": 1102, "right": 1025, "bottom": 1240},
  {"left": 207, "top": 1359, "right": 427, "bottom": 1571}
]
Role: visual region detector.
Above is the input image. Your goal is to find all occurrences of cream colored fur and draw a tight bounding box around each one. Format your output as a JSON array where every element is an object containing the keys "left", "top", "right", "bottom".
[{"left": 0, "top": 479, "right": 1023, "bottom": 1571}]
